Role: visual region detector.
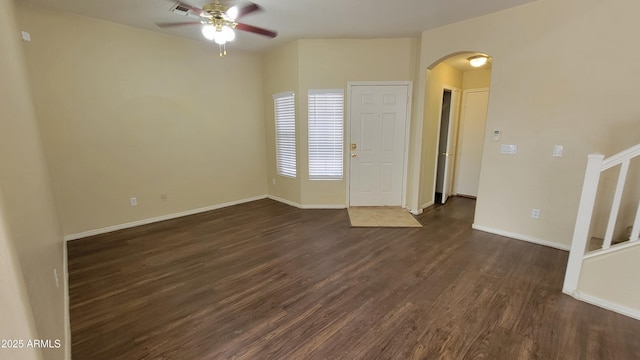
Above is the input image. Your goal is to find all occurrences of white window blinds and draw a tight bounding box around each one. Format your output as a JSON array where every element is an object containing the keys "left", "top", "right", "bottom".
[
  {"left": 273, "top": 92, "right": 296, "bottom": 178},
  {"left": 308, "top": 89, "right": 344, "bottom": 180}
]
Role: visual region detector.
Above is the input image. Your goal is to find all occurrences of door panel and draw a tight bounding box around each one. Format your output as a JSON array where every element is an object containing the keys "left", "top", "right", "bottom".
[
  {"left": 436, "top": 90, "right": 452, "bottom": 204},
  {"left": 349, "top": 85, "right": 408, "bottom": 206},
  {"left": 456, "top": 89, "right": 489, "bottom": 197},
  {"left": 441, "top": 89, "right": 461, "bottom": 204}
]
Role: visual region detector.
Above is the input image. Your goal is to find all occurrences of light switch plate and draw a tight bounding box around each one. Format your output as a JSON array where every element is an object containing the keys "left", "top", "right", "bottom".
[
  {"left": 21, "top": 31, "right": 31, "bottom": 42},
  {"left": 492, "top": 129, "right": 501, "bottom": 141},
  {"left": 500, "top": 144, "right": 517, "bottom": 154}
]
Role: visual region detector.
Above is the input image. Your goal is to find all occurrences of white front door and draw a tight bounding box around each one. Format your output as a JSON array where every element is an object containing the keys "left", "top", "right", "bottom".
[{"left": 349, "top": 85, "right": 409, "bottom": 206}]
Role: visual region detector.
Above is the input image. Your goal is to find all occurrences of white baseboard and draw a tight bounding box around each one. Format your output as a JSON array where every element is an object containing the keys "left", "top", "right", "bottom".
[
  {"left": 266, "top": 195, "right": 345, "bottom": 209},
  {"left": 267, "top": 195, "right": 302, "bottom": 208},
  {"left": 64, "top": 195, "right": 268, "bottom": 241},
  {"left": 409, "top": 201, "right": 433, "bottom": 215},
  {"left": 569, "top": 291, "right": 640, "bottom": 321},
  {"left": 421, "top": 201, "right": 434, "bottom": 210},
  {"left": 64, "top": 194, "right": 347, "bottom": 241},
  {"left": 302, "top": 204, "right": 346, "bottom": 209},
  {"left": 471, "top": 224, "right": 570, "bottom": 251}
]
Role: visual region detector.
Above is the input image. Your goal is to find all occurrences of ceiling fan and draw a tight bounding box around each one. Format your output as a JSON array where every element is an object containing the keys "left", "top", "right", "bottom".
[{"left": 156, "top": 1, "right": 277, "bottom": 56}]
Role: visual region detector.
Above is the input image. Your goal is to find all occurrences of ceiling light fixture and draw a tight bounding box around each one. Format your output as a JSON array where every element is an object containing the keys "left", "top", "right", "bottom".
[
  {"left": 157, "top": 1, "right": 278, "bottom": 58},
  {"left": 468, "top": 55, "right": 489, "bottom": 67},
  {"left": 221, "top": 26, "right": 235, "bottom": 42},
  {"left": 201, "top": 25, "right": 217, "bottom": 40},
  {"left": 201, "top": 22, "right": 236, "bottom": 56},
  {"left": 196, "top": 3, "right": 239, "bottom": 56},
  {"left": 226, "top": 6, "right": 239, "bottom": 20}
]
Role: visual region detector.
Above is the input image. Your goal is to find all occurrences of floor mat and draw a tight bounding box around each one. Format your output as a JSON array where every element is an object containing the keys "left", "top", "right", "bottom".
[{"left": 348, "top": 207, "right": 422, "bottom": 227}]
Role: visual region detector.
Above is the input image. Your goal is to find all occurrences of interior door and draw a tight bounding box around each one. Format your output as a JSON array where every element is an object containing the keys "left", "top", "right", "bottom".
[
  {"left": 455, "top": 89, "right": 489, "bottom": 197},
  {"left": 349, "top": 85, "right": 408, "bottom": 206},
  {"left": 441, "top": 89, "right": 460, "bottom": 204}
]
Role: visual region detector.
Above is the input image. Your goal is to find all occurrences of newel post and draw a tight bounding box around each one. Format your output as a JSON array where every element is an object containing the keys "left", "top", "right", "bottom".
[{"left": 562, "top": 153, "right": 605, "bottom": 295}]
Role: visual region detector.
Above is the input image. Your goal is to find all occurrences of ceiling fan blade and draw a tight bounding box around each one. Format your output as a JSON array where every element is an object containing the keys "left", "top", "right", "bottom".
[
  {"left": 236, "top": 3, "right": 262, "bottom": 19},
  {"left": 174, "top": 1, "right": 204, "bottom": 15},
  {"left": 156, "top": 21, "right": 202, "bottom": 28},
  {"left": 236, "top": 23, "right": 277, "bottom": 38}
]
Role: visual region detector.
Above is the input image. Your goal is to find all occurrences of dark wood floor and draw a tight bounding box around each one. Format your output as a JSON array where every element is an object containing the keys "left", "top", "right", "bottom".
[{"left": 68, "top": 197, "right": 640, "bottom": 359}]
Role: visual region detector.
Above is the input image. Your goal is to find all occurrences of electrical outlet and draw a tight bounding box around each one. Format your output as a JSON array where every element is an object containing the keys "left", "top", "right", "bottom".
[
  {"left": 130, "top": 197, "right": 137, "bottom": 206},
  {"left": 272, "top": 178, "right": 276, "bottom": 185},
  {"left": 160, "top": 194, "right": 167, "bottom": 202},
  {"left": 531, "top": 209, "right": 540, "bottom": 219},
  {"left": 553, "top": 144, "right": 564, "bottom": 157}
]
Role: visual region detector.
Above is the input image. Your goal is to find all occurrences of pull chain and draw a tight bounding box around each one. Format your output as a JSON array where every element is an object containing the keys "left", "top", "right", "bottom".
[{"left": 218, "top": 43, "right": 228, "bottom": 57}]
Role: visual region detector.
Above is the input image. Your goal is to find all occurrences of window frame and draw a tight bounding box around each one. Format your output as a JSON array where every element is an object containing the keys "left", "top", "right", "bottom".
[
  {"left": 273, "top": 91, "right": 297, "bottom": 178},
  {"left": 307, "top": 89, "right": 345, "bottom": 180}
]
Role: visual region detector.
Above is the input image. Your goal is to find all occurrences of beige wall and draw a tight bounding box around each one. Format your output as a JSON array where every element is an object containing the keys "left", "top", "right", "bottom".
[
  {"left": 1, "top": 1, "right": 66, "bottom": 359},
  {"left": 262, "top": 38, "right": 418, "bottom": 207},
  {"left": 463, "top": 68, "right": 491, "bottom": 89},
  {"left": 17, "top": 5, "right": 267, "bottom": 236},
  {"left": 416, "top": 0, "right": 640, "bottom": 247},
  {"left": 262, "top": 41, "right": 302, "bottom": 204},
  {"left": 298, "top": 39, "right": 417, "bottom": 206},
  {"left": 578, "top": 245, "right": 640, "bottom": 313},
  {"left": 0, "top": 192, "right": 41, "bottom": 360},
  {"left": 418, "top": 62, "right": 462, "bottom": 208}
]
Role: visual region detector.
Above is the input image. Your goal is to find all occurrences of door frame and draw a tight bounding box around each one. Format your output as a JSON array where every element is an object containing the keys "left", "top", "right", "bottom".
[
  {"left": 346, "top": 81, "right": 413, "bottom": 208},
  {"left": 433, "top": 85, "right": 461, "bottom": 204}
]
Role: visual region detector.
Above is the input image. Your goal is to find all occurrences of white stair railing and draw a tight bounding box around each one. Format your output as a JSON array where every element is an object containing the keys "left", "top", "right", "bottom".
[
  {"left": 631, "top": 199, "right": 640, "bottom": 242},
  {"left": 602, "top": 159, "right": 630, "bottom": 249},
  {"left": 563, "top": 143, "right": 640, "bottom": 295}
]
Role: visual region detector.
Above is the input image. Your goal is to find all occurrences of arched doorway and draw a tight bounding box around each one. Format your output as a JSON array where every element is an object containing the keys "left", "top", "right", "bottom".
[{"left": 417, "top": 51, "right": 493, "bottom": 209}]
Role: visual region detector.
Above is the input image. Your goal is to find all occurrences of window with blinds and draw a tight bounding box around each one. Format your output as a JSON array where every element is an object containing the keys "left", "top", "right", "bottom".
[
  {"left": 308, "top": 89, "right": 344, "bottom": 180},
  {"left": 273, "top": 92, "right": 296, "bottom": 178}
]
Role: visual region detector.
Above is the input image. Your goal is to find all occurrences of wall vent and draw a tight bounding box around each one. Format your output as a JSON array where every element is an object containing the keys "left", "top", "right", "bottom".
[{"left": 170, "top": 4, "right": 201, "bottom": 19}]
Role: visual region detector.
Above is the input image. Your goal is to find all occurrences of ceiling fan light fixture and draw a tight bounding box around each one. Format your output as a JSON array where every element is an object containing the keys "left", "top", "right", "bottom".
[
  {"left": 214, "top": 31, "right": 227, "bottom": 45},
  {"left": 226, "top": 6, "right": 239, "bottom": 20},
  {"left": 468, "top": 55, "right": 489, "bottom": 67},
  {"left": 159, "top": 1, "right": 277, "bottom": 56},
  {"left": 213, "top": 26, "right": 235, "bottom": 45},
  {"left": 222, "top": 26, "right": 235, "bottom": 42},
  {"left": 201, "top": 25, "right": 216, "bottom": 40}
]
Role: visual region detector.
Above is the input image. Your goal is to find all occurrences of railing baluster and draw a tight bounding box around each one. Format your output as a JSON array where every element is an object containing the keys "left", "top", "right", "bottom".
[
  {"left": 563, "top": 153, "right": 605, "bottom": 294},
  {"left": 564, "top": 144, "right": 640, "bottom": 297},
  {"left": 631, "top": 198, "right": 640, "bottom": 243},
  {"left": 602, "top": 160, "right": 630, "bottom": 249}
]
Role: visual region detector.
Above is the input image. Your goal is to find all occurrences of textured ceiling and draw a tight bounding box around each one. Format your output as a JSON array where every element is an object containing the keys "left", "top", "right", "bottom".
[{"left": 17, "top": 0, "right": 534, "bottom": 52}]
